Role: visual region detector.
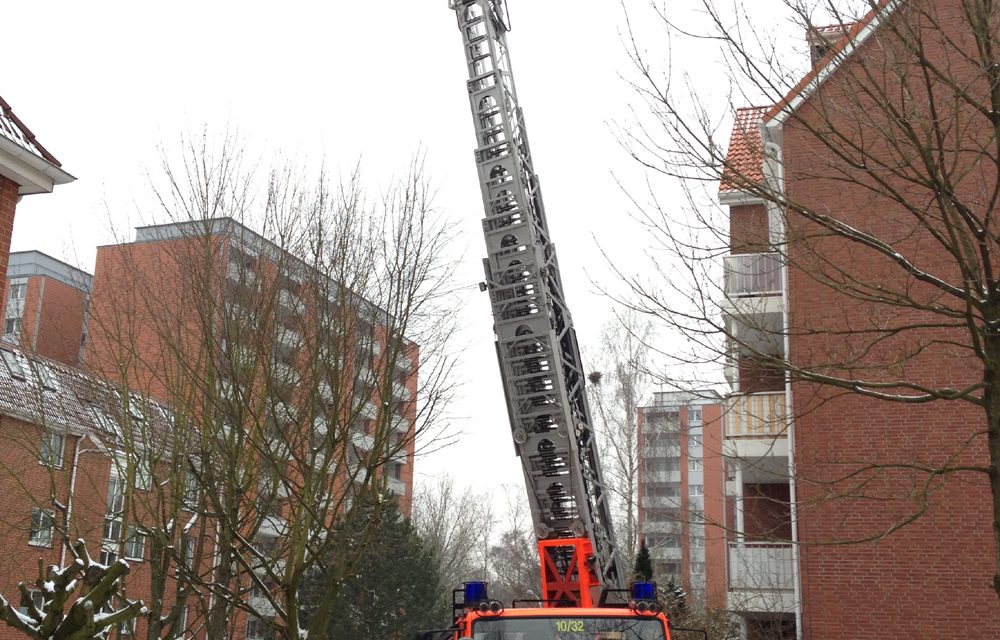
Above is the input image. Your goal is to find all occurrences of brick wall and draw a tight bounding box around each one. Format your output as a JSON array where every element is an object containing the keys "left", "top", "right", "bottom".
[
  {"left": 779, "top": 0, "right": 998, "bottom": 636},
  {"left": 0, "top": 177, "right": 17, "bottom": 320}
]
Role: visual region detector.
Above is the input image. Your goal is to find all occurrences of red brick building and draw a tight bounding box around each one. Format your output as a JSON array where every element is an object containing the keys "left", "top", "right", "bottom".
[
  {"left": 3, "top": 250, "right": 92, "bottom": 366},
  {"left": 718, "top": 1, "right": 999, "bottom": 637}
]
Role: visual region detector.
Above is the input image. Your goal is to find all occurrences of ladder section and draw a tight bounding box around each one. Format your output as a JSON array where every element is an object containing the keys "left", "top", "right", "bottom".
[{"left": 450, "top": 0, "right": 623, "bottom": 596}]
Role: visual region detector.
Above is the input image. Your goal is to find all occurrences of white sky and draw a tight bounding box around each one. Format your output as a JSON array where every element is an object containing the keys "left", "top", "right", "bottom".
[{"left": 2, "top": 1, "right": 798, "bottom": 504}]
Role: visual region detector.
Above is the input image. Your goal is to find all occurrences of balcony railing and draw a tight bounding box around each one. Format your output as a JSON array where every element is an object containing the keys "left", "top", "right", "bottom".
[
  {"left": 724, "top": 253, "right": 782, "bottom": 297},
  {"left": 387, "top": 477, "right": 406, "bottom": 496},
  {"left": 728, "top": 542, "right": 794, "bottom": 591},
  {"left": 725, "top": 392, "right": 786, "bottom": 438}
]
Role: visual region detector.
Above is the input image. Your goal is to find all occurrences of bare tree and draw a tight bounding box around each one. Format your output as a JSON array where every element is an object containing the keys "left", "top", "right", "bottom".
[
  {"left": 82, "top": 132, "right": 459, "bottom": 639},
  {"left": 411, "top": 474, "right": 494, "bottom": 602},
  {"left": 586, "top": 310, "right": 654, "bottom": 569},
  {"left": 616, "top": 0, "right": 1000, "bottom": 615}
]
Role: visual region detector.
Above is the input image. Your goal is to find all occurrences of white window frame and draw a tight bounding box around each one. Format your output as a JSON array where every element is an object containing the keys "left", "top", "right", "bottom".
[
  {"left": 28, "top": 508, "right": 54, "bottom": 547},
  {"left": 123, "top": 526, "right": 144, "bottom": 561},
  {"left": 39, "top": 431, "right": 65, "bottom": 468},
  {"left": 2, "top": 349, "right": 25, "bottom": 379},
  {"left": 8, "top": 282, "right": 26, "bottom": 302},
  {"left": 32, "top": 360, "right": 56, "bottom": 391},
  {"left": 3, "top": 317, "right": 22, "bottom": 338},
  {"left": 18, "top": 589, "right": 43, "bottom": 616}
]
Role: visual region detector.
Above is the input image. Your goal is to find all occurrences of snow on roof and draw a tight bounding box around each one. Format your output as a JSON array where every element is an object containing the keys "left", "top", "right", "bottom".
[
  {"left": 0, "top": 344, "right": 173, "bottom": 449},
  {"left": 719, "top": 106, "right": 770, "bottom": 194},
  {"left": 0, "top": 95, "right": 62, "bottom": 168}
]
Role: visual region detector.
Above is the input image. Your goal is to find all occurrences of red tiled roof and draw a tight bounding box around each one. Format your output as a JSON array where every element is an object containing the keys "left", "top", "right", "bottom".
[
  {"left": 719, "top": 106, "right": 770, "bottom": 194},
  {"left": 0, "top": 95, "right": 62, "bottom": 167},
  {"left": 765, "top": 0, "right": 897, "bottom": 122}
]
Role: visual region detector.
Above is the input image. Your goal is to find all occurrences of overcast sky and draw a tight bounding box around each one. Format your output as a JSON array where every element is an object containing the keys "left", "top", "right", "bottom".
[{"left": 3, "top": 2, "right": 799, "bottom": 504}]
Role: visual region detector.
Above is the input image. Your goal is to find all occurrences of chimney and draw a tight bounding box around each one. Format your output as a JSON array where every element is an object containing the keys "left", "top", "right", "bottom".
[{"left": 806, "top": 23, "right": 853, "bottom": 67}]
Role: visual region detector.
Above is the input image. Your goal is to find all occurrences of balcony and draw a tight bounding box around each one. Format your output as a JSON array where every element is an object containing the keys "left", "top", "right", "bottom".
[
  {"left": 721, "top": 253, "right": 784, "bottom": 317},
  {"left": 728, "top": 542, "right": 796, "bottom": 612},
  {"left": 641, "top": 496, "right": 680, "bottom": 510},
  {"left": 387, "top": 477, "right": 406, "bottom": 496},
  {"left": 393, "top": 381, "right": 412, "bottom": 401},
  {"left": 256, "top": 515, "right": 287, "bottom": 540},
  {"left": 392, "top": 414, "right": 412, "bottom": 434},
  {"left": 724, "top": 392, "right": 788, "bottom": 463},
  {"left": 643, "top": 470, "right": 682, "bottom": 484}
]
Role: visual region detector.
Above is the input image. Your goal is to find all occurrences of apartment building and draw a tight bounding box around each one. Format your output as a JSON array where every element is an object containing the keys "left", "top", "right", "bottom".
[
  {"left": 3, "top": 250, "right": 92, "bottom": 366},
  {"left": 0, "top": 217, "right": 420, "bottom": 639},
  {"left": 84, "top": 218, "right": 417, "bottom": 515},
  {"left": 0, "top": 344, "right": 199, "bottom": 640},
  {"left": 637, "top": 391, "right": 725, "bottom": 607},
  {"left": 717, "top": 1, "right": 998, "bottom": 637}
]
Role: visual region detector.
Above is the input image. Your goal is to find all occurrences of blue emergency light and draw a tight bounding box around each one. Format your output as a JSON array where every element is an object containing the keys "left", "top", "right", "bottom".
[
  {"left": 631, "top": 581, "right": 656, "bottom": 601},
  {"left": 464, "top": 581, "right": 488, "bottom": 605}
]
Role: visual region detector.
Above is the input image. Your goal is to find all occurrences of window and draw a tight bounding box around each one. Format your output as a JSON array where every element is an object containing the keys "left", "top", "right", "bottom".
[
  {"left": 103, "top": 516, "right": 122, "bottom": 544},
  {"left": 1, "top": 349, "right": 25, "bottom": 379},
  {"left": 28, "top": 508, "right": 54, "bottom": 547},
  {"left": 100, "top": 544, "right": 119, "bottom": 566},
  {"left": 18, "top": 590, "right": 43, "bottom": 616},
  {"left": 3, "top": 317, "right": 22, "bottom": 338},
  {"left": 8, "top": 283, "right": 26, "bottom": 302},
  {"left": 107, "top": 475, "right": 125, "bottom": 515},
  {"left": 691, "top": 535, "right": 705, "bottom": 548},
  {"left": 687, "top": 405, "right": 703, "bottom": 425},
  {"left": 182, "top": 471, "right": 199, "bottom": 511},
  {"left": 688, "top": 457, "right": 703, "bottom": 471},
  {"left": 690, "top": 562, "right": 706, "bottom": 576},
  {"left": 32, "top": 361, "right": 56, "bottom": 390},
  {"left": 182, "top": 538, "right": 196, "bottom": 569},
  {"left": 689, "top": 484, "right": 704, "bottom": 497},
  {"left": 134, "top": 458, "right": 152, "bottom": 491},
  {"left": 176, "top": 605, "right": 188, "bottom": 638},
  {"left": 91, "top": 408, "right": 122, "bottom": 439},
  {"left": 40, "top": 432, "right": 65, "bottom": 468},
  {"left": 101, "top": 542, "right": 118, "bottom": 566},
  {"left": 124, "top": 527, "right": 144, "bottom": 561}
]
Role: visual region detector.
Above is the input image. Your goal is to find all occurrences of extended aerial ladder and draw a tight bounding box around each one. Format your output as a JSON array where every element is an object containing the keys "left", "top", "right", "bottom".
[{"left": 449, "top": 0, "right": 623, "bottom": 607}]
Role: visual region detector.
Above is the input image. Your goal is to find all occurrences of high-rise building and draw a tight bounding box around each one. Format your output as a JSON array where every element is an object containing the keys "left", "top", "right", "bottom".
[
  {"left": 2, "top": 250, "right": 92, "bottom": 366},
  {"left": 637, "top": 391, "right": 726, "bottom": 607}
]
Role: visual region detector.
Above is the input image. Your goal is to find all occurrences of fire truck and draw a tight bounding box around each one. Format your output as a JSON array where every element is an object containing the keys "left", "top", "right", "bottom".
[{"left": 421, "top": 2, "right": 689, "bottom": 639}]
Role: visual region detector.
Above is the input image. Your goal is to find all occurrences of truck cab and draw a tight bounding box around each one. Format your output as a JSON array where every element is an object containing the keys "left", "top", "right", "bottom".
[{"left": 424, "top": 582, "right": 673, "bottom": 640}]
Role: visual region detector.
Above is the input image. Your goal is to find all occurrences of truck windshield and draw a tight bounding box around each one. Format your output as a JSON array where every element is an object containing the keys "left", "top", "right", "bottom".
[{"left": 472, "top": 616, "right": 667, "bottom": 640}]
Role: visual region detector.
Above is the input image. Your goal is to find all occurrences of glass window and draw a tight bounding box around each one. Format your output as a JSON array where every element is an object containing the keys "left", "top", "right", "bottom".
[
  {"left": 8, "top": 283, "right": 26, "bottom": 301},
  {"left": 688, "top": 405, "right": 703, "bottom": 425},
  {"left": 107, "top": 475, "right": 125, "bottom": 515},
  {"left": 124, "top": 527, "right": 144, "bottom": 560},
  {"left": 3, "top": 318, "right": 22, "bottom": 338},
  {"left": 40, "top": 432, "right": 65, "bottom": 467},
  {"left": 28, "top": 508, "right": 54, "bottom": 547},
  {"left": 472, "top": 617, "right": 667, "bottom": 640},
  {"left": 134, "top": 458, "right": 152, "bottom": 491},
  {"left": 100, "top": 543, "right": 119, "bottom": 566},
  {"left": 1, "top": 350, "right": 25, "bottom": 379},
  {"left": 18, "top": 589, "right": 43, "bottom": 616},
  {"left": 32, "top": 361, "right": 56, "bottom": 390}
]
